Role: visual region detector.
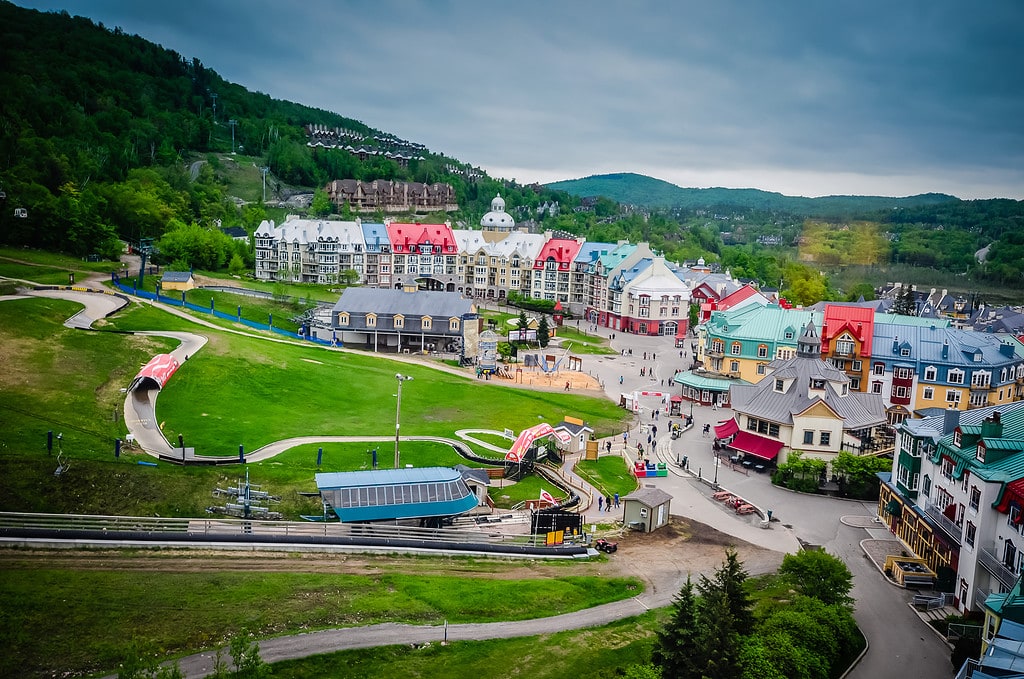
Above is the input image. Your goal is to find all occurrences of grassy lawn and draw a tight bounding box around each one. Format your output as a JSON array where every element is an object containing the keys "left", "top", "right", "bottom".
[
  {"left": 575, "top": 455, "right": 639, "bottom": 499},
  {"left": 0, "top": 297, "right": 631, "bottom": 518},
  {"left": 0, "top": 553, "right": 642, "bottom": 678},
  {"left": 269, "top": 611, "right": 663, "bottom": 679}
]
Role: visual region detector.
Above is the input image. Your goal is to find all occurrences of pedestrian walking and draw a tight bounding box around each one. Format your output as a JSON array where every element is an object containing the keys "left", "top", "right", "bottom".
[
  {"left": 643, "top": 352, "right": 647, "bottom": 360},
  {"left": 619, "top": 375, "right": 624, "bottom": 384},
  {"left": 653, "top": 353, "right": 656, "bottom": 360},
  {"left": 606, "top": 440, "right": 612, "bottom": 453},
  {"left": 652, "top": 425, "right": 658, "bottom": 438},
  {"left": 647, "top": 434, "right": 652, "bottom": 446},
  {"left": 614, "top": 492, "right": 620, "bottom": 507},
  {"left": 598, "top": 495, "right": 603, "bottom": 511},
  {"left": 606, "top": 495, "right": 612, "bottom": 510},
  {"left": 565, "top": 381, "right": 570, "bottom": 391},
  {"left": 623, "top": 431, "right": 628, "bottom": 443}
]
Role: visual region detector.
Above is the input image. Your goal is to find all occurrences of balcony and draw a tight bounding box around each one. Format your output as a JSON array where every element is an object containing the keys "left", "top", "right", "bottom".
[
  {"left": 924, "top": 502, "right": 962, "bottom": 545},
  {"left": 978, "top": 546, "right": 1019, "bottom": 590},
  {"left": 973, "top": 586, "right": 992, "bottom": 611}
]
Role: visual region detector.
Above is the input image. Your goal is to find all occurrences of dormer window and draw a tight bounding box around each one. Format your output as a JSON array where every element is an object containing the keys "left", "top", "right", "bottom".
[
  {"left": 774, "top": 378, "right": 784, "bottom": 393},
  {"left": 900, "top": 347, "right": 911, "bottom": 357},
  {"left": 449, "top": 317, "right": 460, "bottom": 331},
  {"left": 977, "top": 443, "right": 986, "bottom": 463},
  {"left": 422, "top": 316, "right": 432, "bottom": 330},
  {"left": 394, "top": 314, "right": 405, "bottom": 329},
  {"left": 337, "top": 312, "right": 350, "bottom": 326},
  {"left": 810, "top": 378, "right": 826, "bottom": 390},
  {"left": 953, "top": 430, "right": 962, "bottom": 447},
  {"left": 366, "top": 313, "right": 377, "bottom": 327}
]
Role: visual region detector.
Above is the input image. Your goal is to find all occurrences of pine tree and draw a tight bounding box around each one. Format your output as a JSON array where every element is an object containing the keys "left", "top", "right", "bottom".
[
  {"left": 699, "top": 548, "right": 754, "bottom": 636},
  {"left": 652, "top": 577, "right": 703, "bottom": 678},
  {"left": 538, "top": 315, "right": 550, "bottom": 348}
]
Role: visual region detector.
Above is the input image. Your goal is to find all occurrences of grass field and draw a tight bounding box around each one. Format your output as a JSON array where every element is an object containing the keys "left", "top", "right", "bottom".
[
  {"left": 0, "top": 552, "right": 642, "bottom": 677},
  {"left": 0, "top": 296, "right": 630, "bottom": 518}
]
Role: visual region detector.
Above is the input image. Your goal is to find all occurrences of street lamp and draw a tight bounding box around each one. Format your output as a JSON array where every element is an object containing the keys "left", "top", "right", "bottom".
[{"left": 394, "top": 373, "right": 413, "bottom": 468}]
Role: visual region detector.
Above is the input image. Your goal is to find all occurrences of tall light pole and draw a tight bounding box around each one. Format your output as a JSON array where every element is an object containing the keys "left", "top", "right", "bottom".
[
  {"left": 260, "top": 166, "right": 269, "bottom": 202},
  {"left": 394, "top": 373, "right": 413, "bottom": 468},
  {"left": 228, "top": 119, "right": 238, "bottom": 153}
]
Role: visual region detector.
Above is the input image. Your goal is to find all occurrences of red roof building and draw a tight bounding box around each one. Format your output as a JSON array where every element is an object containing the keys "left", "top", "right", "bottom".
[
  {"left": 820, "top": 304, "right": 875, "bottom": 393},
  {"left": 385, "top": 222, "right": 459, "bottom": 291},
  {"left": 530, "top": 236, "right": 584, "bottom": 304}
]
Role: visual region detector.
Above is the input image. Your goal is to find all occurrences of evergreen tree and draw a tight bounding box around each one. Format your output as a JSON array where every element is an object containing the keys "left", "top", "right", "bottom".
[
  {"left": 537, "top": 315, "right": 550, "bottom": 348},
  {"left": 652, "top": 577, "right": 702, "bottom": 678},
  {"left": 699, "top": 548, "right": 754, "bottom": 635}
]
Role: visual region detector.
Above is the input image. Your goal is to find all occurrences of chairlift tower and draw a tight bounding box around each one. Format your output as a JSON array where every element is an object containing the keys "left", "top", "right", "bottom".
[
  {"left": 136, "top": 238, "right": 154, "bottom": 289},
  {"left": 228, "top": 119, "right": 238, "bottom": 154},
  {"left": 260, "top": 167, "right": 269, "bottom": 202}
]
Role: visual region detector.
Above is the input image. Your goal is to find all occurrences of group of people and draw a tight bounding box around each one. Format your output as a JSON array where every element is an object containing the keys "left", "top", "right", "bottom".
[{"left": 596, "top": 493, "right": 620, "bottom": 512}]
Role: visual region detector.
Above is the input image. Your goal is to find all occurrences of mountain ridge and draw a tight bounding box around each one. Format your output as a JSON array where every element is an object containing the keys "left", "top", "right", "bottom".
[{"left": 546, "top": 172, "right": 961, "bottom": 215}]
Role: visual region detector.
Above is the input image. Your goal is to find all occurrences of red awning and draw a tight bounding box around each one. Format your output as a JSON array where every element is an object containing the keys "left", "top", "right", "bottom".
[
  {"left": 728, "top": 431, "right": 784, "bottom": 460},
  {"left": 670, "top": 395, "right": 683, "bottom": 402},
  {"left": 714, "top": 418, "right": 739, "bottom": 438}
]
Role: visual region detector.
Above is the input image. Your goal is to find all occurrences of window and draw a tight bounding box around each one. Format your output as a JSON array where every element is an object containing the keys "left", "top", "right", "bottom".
[
  {"left": 923, "top": 387, "right": 934, "bottom": 400},
  {"left": 949, "top": 369, "right": 965, "bottom": 385},
  {"left": 810, "top": 378, "right": 826, "bottom": 390},
  {"left": 730, "top": 342, "right": 741, "bottom": 355},
  {"left": 852, "top": 360, "right": 862, "bottom": 371},
  {"left": 946, "top": 390, "right": 961, "bottom": 406},
  {"left": 893, "top": 386, "right": 910, "bottom": 398},
  {"left": 922, "top": 474, "right": 931, "bottom": 498},
  {"left": 774, "top": 379, "right": 785, "bottom": 392},
  {"left": 924, "top": 366, "right": 937, "bottom": 381},
  {"left": 894, "top": 367, "right": 913, "bottom": 379},
  {"left": 422, "top": 316, "right": 432, "bottom": 330},
  {"left": 1010, "top": 505, "right": 1022, "bottom": 532},
  {"left": 901, "top": 347, "right": 911, "bottom": 357},
  {"left": 970, "top": 486, "right": 981, "bottom": 512},
  {"left": 871, "top": 381, "right": 883, "bottom": 394},
  {"left": 941, "top": 458, "right": 954, "bottom": 481},
  {"left": 337, "top": 312, "right": 350, "bottom": 326},
  {"left": 730, "top": 361, "right": 740, "bottom": 373},
  {"left": 757, "top": 345, "right": 768, "bottom": 358},
  {"left": 819, "top": 431, "right": 831, "bottom": 446},
  {"left": 873, "top": 363, "right": 885, "bottom": 375},
  {"left": 756, "top": 363, "right": 767, "bottom": 376},
  {"left": 836, "top": 339, "right": 855, "bottom": 355},
  {"left": 366, "top": 313, "right": 377, "bottom": 327},
  {"left": 394, "top": 315, "right": 404, "bottom": 329},
  {"left": 965, "top": 521, "right": 976, "bottom": 548},
  {"left": 803, "top": 430, "right": 814, "bottom": 445},
  {"left": 449, "top": 318, "right": 460, "bottom": 331},
  {"left": 850, "top": 377, "right": 861, "bottom": 390}
]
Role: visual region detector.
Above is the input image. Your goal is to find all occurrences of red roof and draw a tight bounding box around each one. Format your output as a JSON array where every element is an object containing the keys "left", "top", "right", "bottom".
[
  {"left": 822, "top": 304, "right": 875, "bottom": 356},
  {"left": 728, "top": 431, "right": 784, "bottom": 460},
  {"left": 995, "top": 478, "right": 1024, "bottom": 514},
  {"left": 385, "top": 222, "right": 457, "bottom": 254},
  {"left": 717, "top": 284, "right": 762, "bottom": 311},
  {"left": 532, "top": 238, "right": 582, "bottom": 269}
]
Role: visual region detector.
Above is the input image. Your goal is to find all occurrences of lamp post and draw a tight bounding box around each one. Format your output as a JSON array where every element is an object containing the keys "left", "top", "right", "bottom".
[
  {"left": 713, "top": 456, "right": 720, "bottom": 488},
  {"left": 394, "top": 373, "right": 413, "bottom": 468}
]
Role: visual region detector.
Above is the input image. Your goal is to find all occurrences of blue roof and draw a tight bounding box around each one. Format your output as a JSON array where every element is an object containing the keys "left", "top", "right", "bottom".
[
  {"left": 315, "top": 466, "right": 478, "bottom": 522},
  {"left": 360, "top": 222, "right": 389, "bottom": 252},
  {"left": 316, "top": 466, "right": 462, "bottom": 489}
]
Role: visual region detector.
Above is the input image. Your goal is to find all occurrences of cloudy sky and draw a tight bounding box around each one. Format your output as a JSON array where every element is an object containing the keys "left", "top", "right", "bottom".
[{"left": 16, "top": 1, "right": 1024, "bottom": 199}]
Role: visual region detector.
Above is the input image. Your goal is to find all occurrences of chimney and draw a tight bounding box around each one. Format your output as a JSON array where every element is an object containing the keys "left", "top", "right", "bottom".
[
  {"left": 942, "top": 340, "right": 949, "bottom": 359},
  {"left": 942, "top": 408, "right": 961, "bottom": 435}
]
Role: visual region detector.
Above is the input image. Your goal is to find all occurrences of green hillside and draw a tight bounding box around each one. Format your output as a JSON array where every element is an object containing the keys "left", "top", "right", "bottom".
[{"left": 546, "top": 172, "right": 959, "bottom": 216}]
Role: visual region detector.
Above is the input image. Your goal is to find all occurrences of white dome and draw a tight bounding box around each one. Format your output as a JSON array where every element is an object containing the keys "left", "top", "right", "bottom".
[{"left": 481, "top": 193, "right": 515, "bottom": 229}]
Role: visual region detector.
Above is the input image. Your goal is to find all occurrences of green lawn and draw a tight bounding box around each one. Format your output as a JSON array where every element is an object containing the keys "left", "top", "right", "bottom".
[
  {"left": 0, "top": 297, "right": 631, "bottom": 518},
  {"left": 575, "top": 455, "right": 639, "bottom": 499},
  {"left": 0, "top": 555, "right": 642, "bottom": 678}
]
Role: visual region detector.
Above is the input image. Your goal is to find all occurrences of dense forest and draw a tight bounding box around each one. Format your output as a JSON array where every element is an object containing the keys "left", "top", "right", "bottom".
[{"left": 1, "top": 1, "right": 1022, "bottom": 299}]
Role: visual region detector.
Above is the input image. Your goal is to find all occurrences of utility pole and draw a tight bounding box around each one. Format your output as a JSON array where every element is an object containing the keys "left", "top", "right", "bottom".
[
  {"left": 260, "top": 167, "right": 269, "bottom": 202},
  {"left": 211, "top": 93, "right": 218, "bottom": 123},
  {"left": 228, "top": 119, "right": 238, "bottom": 153},
  {"left": 394, "top": 374, "right": 413, "bottom": 468}
]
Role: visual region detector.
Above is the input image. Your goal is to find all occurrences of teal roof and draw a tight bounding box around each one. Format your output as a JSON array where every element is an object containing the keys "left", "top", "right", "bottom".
[
  {"left": 705, "top": 305, "right": 817, "bottom": 343},
  {"left": 933, "top": 405, "right": 1024, "bottom": 484},
  {"left": 674, "top": 371, "right": 750, "bottom": 391}
]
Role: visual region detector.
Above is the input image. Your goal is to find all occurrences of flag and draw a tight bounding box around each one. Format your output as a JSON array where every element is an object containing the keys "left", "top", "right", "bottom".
[{"left": 540, "top": 489, "right": 556, "bottom": 504}]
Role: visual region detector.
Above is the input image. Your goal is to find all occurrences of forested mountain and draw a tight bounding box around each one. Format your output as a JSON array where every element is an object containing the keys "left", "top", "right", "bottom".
[
  {"left": 0, "top": 1, "right": 569, "bottom": 265},
  {"left": 546, "top": 173, "right": 959, "bottom": 215}
]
